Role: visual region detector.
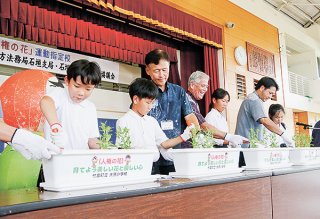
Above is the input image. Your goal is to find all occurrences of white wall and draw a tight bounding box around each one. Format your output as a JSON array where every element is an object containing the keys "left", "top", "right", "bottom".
[
  {"left": 309, "top": 80, "right": 320, "bottom": 104},
  {"left": 88, "top": 89, "right": 131, "bottom": 119},
  {"left": 118, "top": 63, "right": 141, "bottom": 84},
  {"left": 288, "top": 51, "right": 318, "bottom": 79},
  {"left": 229, "top": 0, "right": 320, "bottom": 54},
  {"left": 230, "top": 0, "right": 320, "bottom": 114}
]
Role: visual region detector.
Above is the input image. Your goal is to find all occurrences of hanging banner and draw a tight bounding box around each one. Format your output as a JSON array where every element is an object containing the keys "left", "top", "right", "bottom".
[{"left": 0, "top": 37, "right": 119, "bottom": 83}]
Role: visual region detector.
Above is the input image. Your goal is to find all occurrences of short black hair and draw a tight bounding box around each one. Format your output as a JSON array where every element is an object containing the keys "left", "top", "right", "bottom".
[
  {"left": 67, "top": 59, "right": 101, "bottom": 86},
  {"left": 212, "top": 88, "right": 230, "bottom": 101},
  {"left": 255, "top": 77, "right": 279, "bottom": 91},
  {"left": 145, "top": 49, "right": 170, "bottom": 65},
  {"left": 210, "top": 88, "right": 230, "bottom": 109},
  {"left": 269, "top": 104, "right": 285, "bottom": 118},
  {"left": 129, "top": 78, "right": 159, "bottom": 101}
]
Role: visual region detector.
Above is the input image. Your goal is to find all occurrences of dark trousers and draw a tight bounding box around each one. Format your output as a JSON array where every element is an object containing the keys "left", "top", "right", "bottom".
[
  {"left": 152, "top": 162, "right": 175, "bottom": 175},
  {"left": 239, "top": 151, "right": 246, "bottom": 167},
  {"left": 214, "top": 144, "right": 228, "bottom": 148},
  {"left": 37, "top": 165, "right": 45, "bottom": 187}
]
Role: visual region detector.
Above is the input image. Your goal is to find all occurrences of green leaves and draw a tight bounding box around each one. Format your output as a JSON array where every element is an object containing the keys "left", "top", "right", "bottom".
[
  {"left": 116, "top": 127, "right": 132, "bottom": 149},
  {"left": 249, "top": 128, "right": 279, "bottom": 148},
  {"left": 98, "top": 122, "right": 117, "bottom": 149},
  {"left": 191, "top": 127, "right": 215, "bottom": 148},
  {"left": 293, "top": 133, "right": 312, "bottom": 147},
  {"left": 98, "top": 123, "right": 132, "bottom": 149},
  {"left": 249, "top": 128, "right": 260, "bottom": 148},
  {"left": 268, "top": 132, "right": 278, "bottom": 148}
]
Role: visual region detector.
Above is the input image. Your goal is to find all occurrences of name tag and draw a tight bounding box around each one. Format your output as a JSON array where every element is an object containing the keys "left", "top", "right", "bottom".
[{"left": 161, "top": 120, "right": 173, "bottom": 130}]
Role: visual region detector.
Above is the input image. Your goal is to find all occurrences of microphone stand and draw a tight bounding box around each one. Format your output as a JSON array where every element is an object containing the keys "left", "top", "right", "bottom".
[{"left": 301, "top": 126, "right": 320, "bottom": 130}]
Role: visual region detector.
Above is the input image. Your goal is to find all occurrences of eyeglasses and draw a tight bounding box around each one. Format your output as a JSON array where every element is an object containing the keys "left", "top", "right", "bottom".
[
  {"left": 152, "top": 68, "right": 169, "bottom": 74},
  {"left": 196, "top": 83, "right": 209, "bottom": 89}
]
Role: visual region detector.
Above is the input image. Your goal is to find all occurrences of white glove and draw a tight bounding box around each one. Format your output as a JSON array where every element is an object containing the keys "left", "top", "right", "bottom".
[
  {"left": 281, "top": 132, "right": 294, "bottom": 147},
  {"left": 50, "top": 123, "right": 68, "bottom": 148},
  {"left": 159, "top": 146, "right": 173, "bottom": 162},
  {"left": 225, "top": 134, "right": 248, "bottom": 148},
  {"left": 11, "top": 129, "right": 61, "bottom": 160},
  {"left": 180, "top": 123, "right": 195, "bottom": 142}
]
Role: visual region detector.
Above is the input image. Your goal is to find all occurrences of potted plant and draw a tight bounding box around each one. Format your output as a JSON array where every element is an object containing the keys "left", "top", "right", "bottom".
[
  {"left": 289, "top": 133, "right": 319, "bottom": 165},
  {"left": 170, "top": 127, "right": 242, "bottom": 177},
  {"left": 41, "top": 122, "right": 156, "bottom": 191},
  {"left": 242, "top": 129, "right": 292, "bottom": 170}
]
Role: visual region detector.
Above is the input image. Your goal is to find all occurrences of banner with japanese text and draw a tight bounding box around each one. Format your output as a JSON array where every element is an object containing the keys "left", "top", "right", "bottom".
[{"left": 0, "top": 37, "right": 119, "bottom": 83}]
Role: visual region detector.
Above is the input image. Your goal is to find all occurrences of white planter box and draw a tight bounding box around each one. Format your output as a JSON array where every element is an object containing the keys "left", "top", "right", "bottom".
[
  {"left": 41, "top": 149, "right": 157, "bottom": 191},
  {"left": 242, "top": 148, "right": 292, "bottom": 170},
  {"left": 290, "top": 148, "right": 320, "bottom": 165},
  {"left": 170, "top": 148, "right": 242, "bottom": 177}
]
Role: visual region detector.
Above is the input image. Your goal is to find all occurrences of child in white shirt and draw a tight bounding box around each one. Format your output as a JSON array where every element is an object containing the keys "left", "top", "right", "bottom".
[
  {"left": 116, "top": 78, "right": 193, "bottom": 164},
  {"left": 40, "top": 59, "right": 101, "bottom": 150},
  {"left": 266, "top": 104, "right": 294, "bottom": 147},
  {"left": 205, "top": 88, "right": 230, "bottom": 147}
]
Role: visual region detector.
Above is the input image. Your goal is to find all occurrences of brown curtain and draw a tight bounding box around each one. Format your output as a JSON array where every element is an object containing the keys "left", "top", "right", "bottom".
[
  {"left": 180, "top": 43, "right": 203, "bottom": 90},
  {"left": 204, "top": 45, "right": 220, "bottom": 114},
  {"left": 168, "top": 63, "right": 181, "bottom": 85},
  {"left": 111, "top": 0, "right": 222, "bottom": 46},
  {"left": 0, "top": 0, "right": 178, "bottom": 66}
]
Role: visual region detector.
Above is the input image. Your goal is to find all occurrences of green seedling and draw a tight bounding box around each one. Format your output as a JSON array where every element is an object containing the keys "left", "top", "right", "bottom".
[
  {"left": 98, "top": 122, "right": 117, "bottom": 149},
  {"left": 116, "top": 127, "right": 132, "bottom": 149},
  {"left": 191, "top": 127, "right": 215, "bottom": 148},
  {"left": 249, "top": 128, "right": 260, "bottom": 148},
  {"left": 293, "top": 133, "right": 313, "bottom": 148}
]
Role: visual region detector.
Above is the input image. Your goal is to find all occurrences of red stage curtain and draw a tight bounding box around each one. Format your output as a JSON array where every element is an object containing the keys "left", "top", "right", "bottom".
[
  {"left": 0, "top": 0, "right": 221, "bottom": 87},
  {"left": 204, "top": 45, "right": 220, "bottom": 114},
  {"left": 112, "top": 0, "right": 222, "bottom": 46},
  {"left": 180, "top": 43, "right": 203, "bottom": 90},
  {"left": 168, "top": 63, "right": 181, "bottom": 85},
  {"left": 0, "top": 0, "right": 179, "bottom": 67}
]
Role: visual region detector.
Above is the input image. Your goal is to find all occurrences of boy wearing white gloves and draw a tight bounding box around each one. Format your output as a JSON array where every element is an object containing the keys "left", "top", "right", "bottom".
[
  {"left": 116, "top": 78, "right": 194, "bottom": 174},
  {"left": 40, "top": 59, "right": 101, "bottom": 150}
]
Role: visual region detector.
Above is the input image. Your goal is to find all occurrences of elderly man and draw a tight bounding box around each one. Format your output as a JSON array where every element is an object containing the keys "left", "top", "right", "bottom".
[{"left": 185, "top": 70, "right": 248, "bottom": 148}]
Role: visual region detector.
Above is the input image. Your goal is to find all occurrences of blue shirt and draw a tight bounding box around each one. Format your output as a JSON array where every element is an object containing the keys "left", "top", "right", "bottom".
[{"left": 148, "top": 82, "right": 193, "bottom": 165}]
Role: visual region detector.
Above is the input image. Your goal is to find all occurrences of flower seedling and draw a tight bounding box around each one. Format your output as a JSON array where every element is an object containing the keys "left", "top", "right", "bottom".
[
  {"left": 293, "top": 133, "right": 313, "bottom": 147},
  {"left": 116, "top": 127, "right": 132, "bottom": 149},
  {"left": 98, "top": 122, "right": 117, "bottom": 149},
  {"left": 191, "top": 127, "right": 215, "bottom": 148},
  {"left": 249, "top": 128, "right": 260, "bottom": 148},
  {"left": 268, "top": 132, "right": 278, "bottom": 148},
  {"left": 249, "top": 128, "right": 278, "bottom": 148}
]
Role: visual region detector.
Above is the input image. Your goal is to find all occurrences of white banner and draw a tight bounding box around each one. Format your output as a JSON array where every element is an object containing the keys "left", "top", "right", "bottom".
[{"left": 0, "top": 37, "right": 119, "bottom": 83}]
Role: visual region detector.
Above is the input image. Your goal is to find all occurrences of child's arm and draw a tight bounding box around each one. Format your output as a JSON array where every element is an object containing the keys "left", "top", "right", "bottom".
[
  {"left": 160, "top": 136, "right": 183, "bottom": 149},
  {"left": 40, "top": 96, "right": 67, "bottom": 148},
  {"left": 160, "top": 124, "right": 194, "bottom": 149},
  {"left": 40, "top": 96, "right": 59, "bottom": 125},
  {"left": 88, "top": 138, "right": 100, "bottom": 149}
]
